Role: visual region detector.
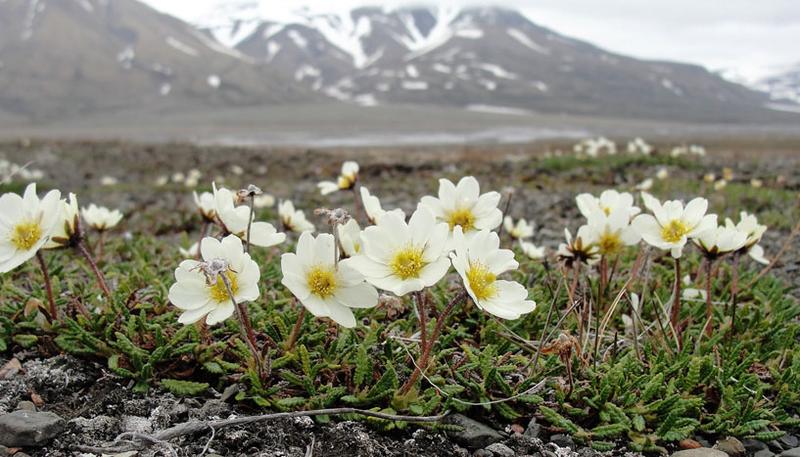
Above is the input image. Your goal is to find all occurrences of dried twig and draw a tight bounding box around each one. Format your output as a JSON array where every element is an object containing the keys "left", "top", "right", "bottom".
[{"left": 75, "top": 408, "right": 449, "bottom": 454}]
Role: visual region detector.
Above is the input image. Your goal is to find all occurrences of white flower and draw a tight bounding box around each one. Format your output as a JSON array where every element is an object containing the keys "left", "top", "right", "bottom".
[
  {"left": 632, "top": 193, "right": 716, "bottom": 258},
  {"left": 682, "top": 288, "right": 707, "bottom": 301},
  {"left": 193, "top": 191, "right": 216, "bottom": 221},
  {"left": 81, "top": 204, "right": 123, "bottom": 231},
  {"left": 714, "top": 179, "right": 727, "bottom": 191},
  {"left": 338, "top": 218, "right": 362, "bottom": 258},
  {"left": 451, "top": 227, "right": 535, "bottom": 319},
  {"left": 0, "top": 183, "right": 62, "bottom": 272},
  {"left": 655, "top": 168, "right": 669, "bottom": 180},
  {"left": 100, "top": 176, "right": 118, "bottom": 186},
  {"left": 253, "top": 194, "right": 276, "bottom": 209},
  {"left": 725, "top": 212, "right": 769, "bottom": 264},
  {"left": 419, "top": 176, "right": 502, "bottom": 241},
  {"left": 703, "top": 173, "right": 716, "bottom": 183},
  {"left": 693, "top": 224, "right": 747, "bottom": 258},
  {"left": 635, "top": 178, "right": 653, "bottom": 191},
  {"left": 722, "top": 167, "right": 734, "bottom": 181},
  {"left": 583, "top": 207, "right": 641, "bottom": 257},
  {"left": 519, "top": 241, "right": 546, "bottom": 260},
  {"left": 214, "top": 183, "right": 285, "bottom": 247},
  {"left": 503, "top": 216, "right": 534, "bottom": 240},
  {"left": 360, "top": 186, "right": 405, "bottom": 224},
  {"left": 179, "top": 242, "right": 199, "bottom": 258},
  {"left": 575, "top": 190, "right": 640, "bottom": 220},
  {"left": 318, "top": 161, "right": 359, "bottom": 195},
  {"left": 168, "top": 235, "right": 260, "bottom": 325},
  {"left": 750, "top": 179, "right": 763, "bottom": 189},
  {"left": 278, "top": 200, "right": 315, "bottom": 233},
  {"left": 45, "top": 192, "right": 80, "bottom": 249},
  {"left": 281, "top": 232, "right": 378, "bottom": 328},
  {"left": 347, "top": 208, "right": 450, "bottom": 296},
  {"left": 557, "top": 226, "right": 600, "bottom": 266}
]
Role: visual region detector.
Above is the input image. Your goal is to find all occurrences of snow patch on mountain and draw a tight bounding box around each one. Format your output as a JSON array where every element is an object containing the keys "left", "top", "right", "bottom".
[{"left": 506, "top": 28, "right": 549, "bottom": 54}]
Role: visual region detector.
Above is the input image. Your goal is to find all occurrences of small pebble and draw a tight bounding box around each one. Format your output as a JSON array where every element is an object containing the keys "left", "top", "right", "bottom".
[{"left": 485, "top": 443, "right": 515, "bottom": 457}]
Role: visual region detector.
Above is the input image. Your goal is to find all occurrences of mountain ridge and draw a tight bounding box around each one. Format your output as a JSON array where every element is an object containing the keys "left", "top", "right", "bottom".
[{"left": 0, "top": 0, "right": 796, "bottom": 125}]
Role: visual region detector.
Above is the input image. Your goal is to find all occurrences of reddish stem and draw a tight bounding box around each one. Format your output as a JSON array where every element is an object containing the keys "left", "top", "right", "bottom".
[
  {"left": 286, "top": 307, "right": 307, "bottom": 352},
  {"left": 399, "top": 291, "right": 466, "bottom": 395},
  {"left": 76, "top": 240, "right": 112, "bottom": 300},
  {"left": 704, "top": 258, "right": 714, "bottom": 337},
  {"left": 36, "top": 251, "right": 58, "bottom": 322}
]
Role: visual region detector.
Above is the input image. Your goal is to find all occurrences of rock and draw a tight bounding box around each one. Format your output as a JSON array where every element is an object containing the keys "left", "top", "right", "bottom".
[
  {"left": 0, "top": 410, "right": 65, "bottom": 447},
  {"left": 781, "top": 436, "right": 800, "bottom": 449},
  {"left": 474, "top": 450, "right": 493, "bottom": 457},
  {"left": 524, "top": 418, "right": 541, "bottom": 439},
  {"left": 15, "top": 402, "right": 35, "bottom": 412},
  {"left": 120, "top": 415, "right": 152, "bottom": 434},
  {"left": 779, "top": 449, "right": 800, "bottom": 457},
  {"left": 444, "top": 414, "right": 504, "bottom": 450},
  {"left": 744, "top": 440, "right": 769, "bottom": 452},
  {"left": 485, "top": 443, "right": 515, "bottom": 457},
  {"left": 769, "top": 441, "right": 786, "bottom": 452},
  {"left": 550, "top": 434, "right": 575, "bottom": 448},
  {"left": 0, "top": 445, "right": 9, "bottom": 457},
  {"left": 680, "top": 439, "right": 702, "bottom": 449},
  {"left": 670, "top": 449, "right": 728, "bottom": 457},
  {"left": 715, "top": 437, "right": 746, "bottom": 457},
  {"left": 754, "top": 450, "right": 775, "bottom": 457}
]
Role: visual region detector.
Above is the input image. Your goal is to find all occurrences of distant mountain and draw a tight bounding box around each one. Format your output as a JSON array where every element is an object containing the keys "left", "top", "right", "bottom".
[
  {"left": 197, "top": 4, "right": 791, "bottom": 123},
  {"left": 0, "top": 0, "right": 795, "bottom": 124},
  {"left": 0, "top": 0, "right": 313, "bottom": 121},
  {"left": 755, "top": 63, "right": 800, "bottom": 105}
]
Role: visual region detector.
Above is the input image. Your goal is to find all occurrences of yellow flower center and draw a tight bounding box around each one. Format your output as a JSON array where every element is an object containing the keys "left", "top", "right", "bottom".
[
  {"left": 466, "top": 261, "right": 497, "bottom": 301},
  {"left": 597, "top": 232, "right": 623, "bottom": 255},
  {"left": 602, "top": 206, "right": 611, "bottom": 216},
  {"left": 10, "top": 221, "right": 42, "bottom": 250},
  {"left": 661, "top": 220, "right": 690, "bottom": 243},
  {"left": 338, "top": 175, "right": 356, "bottom": 190},
  {"left": 446, "top": 207, "right": 476, "bottom": 232},
  {"left": 209, "top": 271, "right": 239, "bottom": 303},
  {"left": 390, "top": 246, "right": 426, "bottom": 280},
  {"left": 306, "top": 265, "right": 338, "bottom": 298}
]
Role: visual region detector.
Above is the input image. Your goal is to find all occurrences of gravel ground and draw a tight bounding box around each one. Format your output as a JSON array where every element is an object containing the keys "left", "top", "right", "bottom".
[{"left": 0, "top": 139, "right": 798, "bottom": 456}]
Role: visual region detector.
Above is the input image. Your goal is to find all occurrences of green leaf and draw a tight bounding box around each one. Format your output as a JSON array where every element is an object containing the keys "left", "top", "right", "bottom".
[
  {"left": 12, "top": 334, "right": 37, "bottom": 348},
  {"left": 161, "top": 379, "right": 209, "bottom": 396}
]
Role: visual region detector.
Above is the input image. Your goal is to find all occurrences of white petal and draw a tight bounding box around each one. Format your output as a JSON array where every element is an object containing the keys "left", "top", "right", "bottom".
[
  {"left": 206, "top": 303, "right": 235, "bottom": 325},
  {"left": 334, "top": 282, "right": 379, "bottom": 309}
]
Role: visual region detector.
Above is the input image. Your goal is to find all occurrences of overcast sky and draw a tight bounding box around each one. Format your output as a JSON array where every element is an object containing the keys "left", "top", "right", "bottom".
[{"left": 145, "top": 0, "right": 800, "bottom": 82}]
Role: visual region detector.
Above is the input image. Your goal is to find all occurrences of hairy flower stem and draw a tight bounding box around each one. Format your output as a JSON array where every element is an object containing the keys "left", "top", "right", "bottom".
[
  {"left": 332, "top": 221, "right": 341, "bottom": 270},
  {"left": 399, "top": 290, "right": 467, "bottom": 395},
  {"left": 729, "top": 252, "right": 741, "bottom": 339},
  {"left": 496, "top": 190, "right": 514, "bottom": 240},
  {"left": 352, "top": 181, "right": 365, "bottom": 224},
  {"left": 36, "top": 251, "right": 58, "bottom": 322},
  {"left": 97, "top": 230, "right": 107, "bottom": 261},
  {"left": 414, "top": 291, "right": 428, "bottom": 352},
  {"left": 76, "top": 240, "right": 112, "bottom": 300},
  {"left": 704, "top": 258, "right": 715, "bottom": 337},
  {"left": 220, "top": 273, "right": 263, "bottom": 376},
  {"left": 566, "top": 262, "right": 581, "bottom": 318},
  {"left": 670, "top": 257, "right": 682, "bottom": 347},
  {"left": 245, "top": 194, "right": 255, "bottom": 254},
  {"left": 285, "top": 306, "right": 306, "bottom": 352},
  {"left": 196, "top": 221, "right": 210, "bottom": 259},
  {"left": 529, "top": 278, "right": 563, "bottom": 373}
]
